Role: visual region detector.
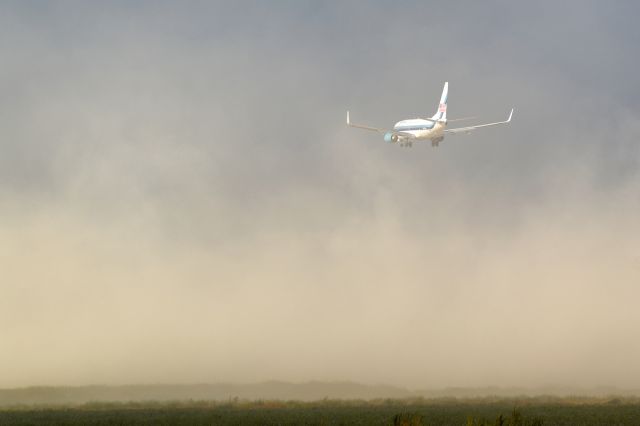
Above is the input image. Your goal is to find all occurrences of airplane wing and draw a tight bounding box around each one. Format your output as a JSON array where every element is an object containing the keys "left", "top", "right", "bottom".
[
  {"left": 346, "top": 111, "right": 384, "bottom": 132},
  {"left": 346, "top": 111, "right": 417, "bottom": 138},
  {"left": 444, "top": 109, "right": 513, "bottom": 134}
]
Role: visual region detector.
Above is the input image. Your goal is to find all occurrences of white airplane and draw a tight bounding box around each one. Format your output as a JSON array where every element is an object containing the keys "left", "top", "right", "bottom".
[{"left": 347, "top": 82, "right": 513, "bottom": 147}]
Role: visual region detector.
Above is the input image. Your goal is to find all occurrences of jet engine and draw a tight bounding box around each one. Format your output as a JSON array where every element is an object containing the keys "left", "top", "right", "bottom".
[{"left": 383, "top": 132, "right": 399, "bottom": 143}]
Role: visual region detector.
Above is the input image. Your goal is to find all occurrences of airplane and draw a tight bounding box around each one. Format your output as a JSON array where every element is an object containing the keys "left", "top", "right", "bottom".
[{"left": 346, "top": 82, "right": 513, "bottom": 147}]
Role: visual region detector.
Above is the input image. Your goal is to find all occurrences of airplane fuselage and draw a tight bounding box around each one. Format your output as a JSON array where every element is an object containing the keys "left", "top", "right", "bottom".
[{"left": 393, "top": 119, "right": 446, "bottom": 140}]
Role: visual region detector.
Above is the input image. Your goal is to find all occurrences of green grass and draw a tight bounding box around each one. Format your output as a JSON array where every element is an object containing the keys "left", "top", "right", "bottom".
[{"left": 1, "top": 398, "right": 640, "bottom": 425}]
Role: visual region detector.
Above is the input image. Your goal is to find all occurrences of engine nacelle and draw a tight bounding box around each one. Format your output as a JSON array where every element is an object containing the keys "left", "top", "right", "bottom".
[{"left": 383, "top": 132, "right": 399, "bottom": 143}]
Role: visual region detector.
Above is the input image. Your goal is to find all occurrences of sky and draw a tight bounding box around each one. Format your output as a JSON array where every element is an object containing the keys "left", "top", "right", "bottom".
[{"left": 1, "top": 1, "right": 639, "bottom": 390}]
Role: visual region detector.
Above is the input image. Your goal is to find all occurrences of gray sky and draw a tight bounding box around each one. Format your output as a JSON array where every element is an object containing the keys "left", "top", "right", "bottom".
[{"left": 1, "top": 1, "right": 639, "bottom": 390}]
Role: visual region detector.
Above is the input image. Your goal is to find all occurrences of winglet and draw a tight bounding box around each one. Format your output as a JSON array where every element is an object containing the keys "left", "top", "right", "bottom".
[
  {"left": 347, "top": 110, "right": 350, "bottom": 125},
  {"left": 507, "top": 108, "right": 514, "bottom": 122}
]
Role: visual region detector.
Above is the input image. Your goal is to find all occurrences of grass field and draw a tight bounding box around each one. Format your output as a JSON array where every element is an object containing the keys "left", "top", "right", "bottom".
[{"left": 2, "top": 398, "right": 640, "bottom": 425}]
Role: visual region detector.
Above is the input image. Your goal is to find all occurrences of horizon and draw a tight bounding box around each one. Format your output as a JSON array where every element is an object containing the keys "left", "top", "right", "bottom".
[
  {"left": 3, "top": 380, "right": 640, "bottom": 407},
  {"left": 4, "top": 380, "right": 640, "bottom": 393}
]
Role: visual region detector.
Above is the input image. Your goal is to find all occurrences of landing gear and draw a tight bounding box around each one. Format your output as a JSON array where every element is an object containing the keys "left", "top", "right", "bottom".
[
  {"left": 431, "top": 137, "right": 444, "bottom": 147},
  {"left": 400, "top": 141, "right": 413, "bottom": 148}
]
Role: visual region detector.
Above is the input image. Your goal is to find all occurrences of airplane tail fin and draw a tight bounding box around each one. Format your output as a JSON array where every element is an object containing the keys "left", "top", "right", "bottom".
[{"left": 433, "top": 81, "right": 448, "bottom": 121}]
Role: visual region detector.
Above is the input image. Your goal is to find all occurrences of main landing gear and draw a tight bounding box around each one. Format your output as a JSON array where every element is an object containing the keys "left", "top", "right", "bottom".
[{"left": 400, "top": 141, "right": 413, "bottom": 148}]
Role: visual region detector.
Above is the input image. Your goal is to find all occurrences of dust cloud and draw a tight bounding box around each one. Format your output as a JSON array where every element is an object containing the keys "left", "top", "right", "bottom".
[{"left": 1, "top": 2, "right": 639, "bottom": 391}]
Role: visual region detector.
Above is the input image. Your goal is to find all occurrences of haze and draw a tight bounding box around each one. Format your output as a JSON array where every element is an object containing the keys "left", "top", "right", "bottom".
[{"left": 1, "top": 2, "right": 639, "bottom": 391}]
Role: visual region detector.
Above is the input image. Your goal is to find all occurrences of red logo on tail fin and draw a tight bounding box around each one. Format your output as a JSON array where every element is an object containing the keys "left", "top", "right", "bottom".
[{"left": 438, "top": 103, "right": 447, "bottom": 113}]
